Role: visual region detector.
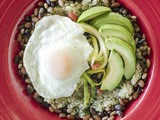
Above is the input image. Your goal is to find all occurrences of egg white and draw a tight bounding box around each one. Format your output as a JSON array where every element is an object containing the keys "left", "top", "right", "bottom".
[{"left": 23, "top": 15, "right": 93, "bottom": 99}]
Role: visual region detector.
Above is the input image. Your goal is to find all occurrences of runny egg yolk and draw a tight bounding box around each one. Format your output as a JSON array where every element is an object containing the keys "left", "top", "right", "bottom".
[{"left": 46, "top": 50, "right": 73, "bottom": 80}]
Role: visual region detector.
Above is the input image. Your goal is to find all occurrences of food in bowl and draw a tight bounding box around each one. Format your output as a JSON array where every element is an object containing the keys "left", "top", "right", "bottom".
[{"left": 14, "top": 0, "right": 151, "bottom": 119}]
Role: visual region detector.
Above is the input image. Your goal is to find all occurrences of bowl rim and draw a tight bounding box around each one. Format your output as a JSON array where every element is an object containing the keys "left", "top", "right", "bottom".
[{"left": 0, "top": 0, "right": 160, "bottom": 120}]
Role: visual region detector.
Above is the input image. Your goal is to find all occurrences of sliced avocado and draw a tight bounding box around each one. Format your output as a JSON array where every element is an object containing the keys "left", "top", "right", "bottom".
[
  {"left": 106, "top": 37, "right": 136, "bottom": 79},
  {"left": 101, "top": 50, "right": 124, "bottom": 90},
  {"left": 99, "top": 24, "right": 135, "bottom": 52},
  {"left": 90, "top": 12, "right": 134, "bottom": 34},
  {"left": 77, "top": 6, "right": 111, "bottom": 23}
]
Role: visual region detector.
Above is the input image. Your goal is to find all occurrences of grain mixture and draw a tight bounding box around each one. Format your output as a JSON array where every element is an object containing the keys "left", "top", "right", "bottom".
[{"left": 14, "top": 0, "right": 151, "bottom": 120}]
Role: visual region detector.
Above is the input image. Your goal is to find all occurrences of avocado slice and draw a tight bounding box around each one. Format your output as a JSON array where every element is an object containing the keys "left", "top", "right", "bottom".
[
  {"left": 106, "top": 37, "right": 136, "bottom": 79},
  {"left": 99, "top": 24, "right": 135, "bottom": 52},
  {"left": 90, "top": 12, "right": 134, "bottom": 34},
  {"left": 77, "top": 6, "right": 111, "bottom": 23},
  {"left": 101, "top": 50, "right": 124, "bottom": 90}
]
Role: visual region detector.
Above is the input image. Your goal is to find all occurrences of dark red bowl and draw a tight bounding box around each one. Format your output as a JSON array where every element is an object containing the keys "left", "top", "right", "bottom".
[{"left": 0, "top": 0, "right": 160, "bottom": 120}]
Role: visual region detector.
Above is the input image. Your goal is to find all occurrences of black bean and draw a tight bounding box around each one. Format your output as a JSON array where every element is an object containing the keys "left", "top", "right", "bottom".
[
  {"left": 135, "top": 32, "right": 142, "bottom": 39},
  {"left": 112, "top": 7, "right": 120, "bottom": 12},
  {"left": 19, "top": 59, "right": 23, "bottom": 64},
  {"left": 25, "top": 16, "right": 31, "bottom": 22},
  {"left": 139, "top": 61, "right": 146, "bottom": 69},
  {"left": 24, "top": 38, "right": 29, "bottom": 45},
  {"left": 116, "top": 111, "right": 123, "bottom": 117},
  {"left": 115, "top": 104, "right": 123, "bottom": 111},
  {"left": 24, "top": 29, "right": 30, "bottom": 34},
  {"left": 21, "top": 73, "right": 27, "bottom": 79},
  {"left": 120, "top": 8, "right": 128, "bottom": 15},
  {"left": 46, "top": 0, "right": 51, "bottom": 5},
  {"left": 41, "top": 101, "right": 50, "bottom": 108},
  {"left": 18, "top": 24, "right": 25, "bottom": 30},
  {"left": 26, "top": 85, "right": 34, "bottom": 95},
  {"left": 23, "top": 34, "right": 30, "bottom": 39},
  {"left": 136, "top": 86, "right": 142, "bottom": 94},
  {"left": 103, "top": 110, "right": 109, "bottom": 116},
  {"left": 61, "top": 107, "right": 67, "bottom": 113},
  {"left": 138, "top": 39, "right": 145, "bottom": 44},
  {"left": 21, "top": 46, "right": 26, "bottom": 50},
  {"left": 77, "top": 0, "right": 83, "bottom": 3},
  {"left": 14, "top": 55, "right": 20, "bottom": 64},
  {"left": 33, "top": 93, "right": 43, "bottom": 103},
  {"left": 51, "top": 2, "right": 56, "bottom": 7}
]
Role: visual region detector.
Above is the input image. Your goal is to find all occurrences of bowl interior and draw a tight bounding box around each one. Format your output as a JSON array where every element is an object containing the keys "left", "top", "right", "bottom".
[{"left": 1, "top": 0, "right": 157, "bottom": 119}]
